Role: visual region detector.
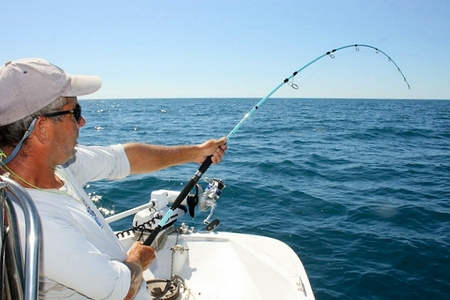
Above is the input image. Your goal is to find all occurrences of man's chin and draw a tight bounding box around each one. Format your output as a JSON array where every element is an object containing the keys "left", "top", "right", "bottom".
[
  {"left": 61, "top": 145, "right": 78, "bottom": 166},
  {"left": 69, "top": 145, "right": 78, "bottom": 159}
]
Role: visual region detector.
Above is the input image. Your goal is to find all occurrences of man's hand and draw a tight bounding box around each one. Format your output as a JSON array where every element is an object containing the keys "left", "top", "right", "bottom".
[
  {"left": 126, "top": 241, "right": 156, "bottom": 270},
  {"left": 196, "top": 137, "right": 227, "bottom": 164}
]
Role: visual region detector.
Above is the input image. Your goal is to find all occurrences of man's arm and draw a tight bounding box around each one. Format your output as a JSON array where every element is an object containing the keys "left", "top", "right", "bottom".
[
  {"left": 123, "top": 242, "right": 156, "bottom": 300},
  {"left": 122, "top": 138, "right": 226, "bottom": 298},
  {"left": 124, "top": 137, "right": 227, "bottom": 175}
]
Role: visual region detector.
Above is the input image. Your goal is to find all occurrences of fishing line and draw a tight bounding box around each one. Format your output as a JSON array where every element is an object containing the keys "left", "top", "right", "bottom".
[
  {"left": 226, "top": 43, "right": 410, "bottom": 139},
  {"left": 143, "top": 43, "right": 410, "bottom": 246}
]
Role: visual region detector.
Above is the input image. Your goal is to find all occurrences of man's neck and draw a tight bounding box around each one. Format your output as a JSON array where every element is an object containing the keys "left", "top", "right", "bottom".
[{"left": 3, "top": 154, "right": 63, "bottom": 189}]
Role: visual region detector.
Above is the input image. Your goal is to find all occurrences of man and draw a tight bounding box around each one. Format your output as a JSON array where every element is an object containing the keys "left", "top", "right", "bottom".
[{"left": 0, "top": 58, "right": 227, "bottom": 299}]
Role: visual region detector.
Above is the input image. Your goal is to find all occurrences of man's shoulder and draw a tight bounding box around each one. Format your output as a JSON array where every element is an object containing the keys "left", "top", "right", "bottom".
[{"left": 58, "top": 144, "right": 130, "bottom": 185}]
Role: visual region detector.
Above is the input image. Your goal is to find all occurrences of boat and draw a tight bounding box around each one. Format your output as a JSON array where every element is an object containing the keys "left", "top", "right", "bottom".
[{"left": 1, "top": 175, "right": 315, "bottom": 300}]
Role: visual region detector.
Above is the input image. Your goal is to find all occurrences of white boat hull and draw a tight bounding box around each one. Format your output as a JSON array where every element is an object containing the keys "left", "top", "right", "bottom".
[{"left": 119, "top": 230, "right": 314, "bottom": 300}]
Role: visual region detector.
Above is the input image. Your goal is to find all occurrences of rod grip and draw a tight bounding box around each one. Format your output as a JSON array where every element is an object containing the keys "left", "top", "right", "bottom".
[
  {"left": 199, "top": 155, "right": 212, "bottom": 173},
  {"left": 143, "top": 226, "right": 161, "bottom": 246}
]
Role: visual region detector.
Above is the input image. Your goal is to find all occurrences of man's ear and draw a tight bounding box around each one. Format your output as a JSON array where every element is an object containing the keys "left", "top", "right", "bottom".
[{"left": 32, "top": 117, "right": 52, "bottom": 144}]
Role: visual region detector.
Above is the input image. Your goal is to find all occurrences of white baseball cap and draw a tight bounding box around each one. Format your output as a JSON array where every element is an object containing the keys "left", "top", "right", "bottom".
[{"left": 0, "top": 58, "right": 102, "bottom": 126}]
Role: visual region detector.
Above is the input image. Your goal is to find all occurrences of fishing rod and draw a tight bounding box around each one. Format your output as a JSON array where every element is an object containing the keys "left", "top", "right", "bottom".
[{"left": 143, "top": 43, "right": 410, "bottom": 246}]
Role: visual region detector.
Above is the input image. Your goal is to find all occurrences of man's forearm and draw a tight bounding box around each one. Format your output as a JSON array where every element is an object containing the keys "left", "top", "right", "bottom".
[
  {"left": 124, "top": 138, "right": 227, "bottom": 175},
  {"left": 122, "top": 261, "right": 143, "bottom": 300},
  {"left": 123, "top": 242, "right": 156, "bottom": 299},
  {"left": 124, "top": 143, "right": 201, "bottom": 174}
]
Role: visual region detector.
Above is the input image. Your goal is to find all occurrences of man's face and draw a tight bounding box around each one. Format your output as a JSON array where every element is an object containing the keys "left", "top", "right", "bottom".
[{"left": 48, "top": 97, "right": 86, "bottom": 164}]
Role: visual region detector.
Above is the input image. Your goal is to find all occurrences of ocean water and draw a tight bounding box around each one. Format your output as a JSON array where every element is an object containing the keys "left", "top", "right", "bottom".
[{"left": 78, "top": 98, "right": 450, "bottom": 299}]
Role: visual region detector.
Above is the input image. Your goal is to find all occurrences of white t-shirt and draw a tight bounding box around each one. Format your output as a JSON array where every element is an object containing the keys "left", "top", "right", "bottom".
[{"left": 16, "top": 144, "right": 150, "bottom": 299}]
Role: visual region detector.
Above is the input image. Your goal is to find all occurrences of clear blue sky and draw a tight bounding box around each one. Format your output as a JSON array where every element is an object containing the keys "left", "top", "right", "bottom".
[{"left": 2, "top": 0, "right": 449, "bottom": 99}]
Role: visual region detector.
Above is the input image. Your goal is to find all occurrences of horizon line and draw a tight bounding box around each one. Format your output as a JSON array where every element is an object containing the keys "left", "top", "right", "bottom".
[{"left": 80, "top": 97, "right": 450, "bottom": 101}]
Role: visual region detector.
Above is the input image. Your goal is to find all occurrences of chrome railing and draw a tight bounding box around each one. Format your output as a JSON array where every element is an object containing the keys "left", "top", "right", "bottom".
[{"left": 1, "top": 176, "right": 41, "bottom": 300}]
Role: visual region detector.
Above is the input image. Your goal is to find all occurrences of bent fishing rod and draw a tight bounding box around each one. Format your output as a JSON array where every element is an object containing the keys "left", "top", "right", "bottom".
[{"left": 143, "top": 43, "right": 410, "bottom": 246}]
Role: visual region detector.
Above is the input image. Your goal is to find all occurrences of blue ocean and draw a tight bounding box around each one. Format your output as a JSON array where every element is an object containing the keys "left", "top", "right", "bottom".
[{"left": 79, "top": 98, "right": 449, "bottom": 299}]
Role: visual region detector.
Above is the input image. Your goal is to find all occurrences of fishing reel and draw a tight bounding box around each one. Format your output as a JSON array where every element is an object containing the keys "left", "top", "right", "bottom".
[{"left": 186, "top": 178, "right": 225, "bottom": 231}]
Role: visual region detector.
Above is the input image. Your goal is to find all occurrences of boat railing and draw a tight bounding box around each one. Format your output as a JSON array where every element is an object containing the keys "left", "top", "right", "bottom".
[
  {"left": 0, "top": 175, "right": 42, "bottom": 300},
  {"left": 105, "top": 202, "right": 154, "bottom": 224}
]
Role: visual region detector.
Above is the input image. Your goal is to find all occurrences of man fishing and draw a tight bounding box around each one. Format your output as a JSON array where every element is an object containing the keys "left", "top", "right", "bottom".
[{"left": 0, "top": 58, "right": 227, "bottom": 299}]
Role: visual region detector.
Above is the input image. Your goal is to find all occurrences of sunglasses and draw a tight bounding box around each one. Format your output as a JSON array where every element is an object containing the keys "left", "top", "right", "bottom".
[{"left": 43, "top": 103, "right": 82, "bottom": 123}]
